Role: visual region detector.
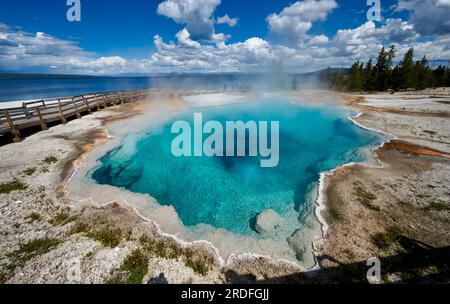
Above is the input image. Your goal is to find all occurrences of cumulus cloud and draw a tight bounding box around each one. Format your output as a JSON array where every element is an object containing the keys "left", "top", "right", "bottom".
[
  {"left": 0, "top": 23, "right": 150, "bottom": 74},
  {"left": 149, "top": 35, "right": 280, "bottom": 73},
  {"left": 157, "top": 0, "right": 229, "bottom": 43},
  {"left": 396, "top": 0, "right": 450, "bottom": 36},
  {"left": 307, "top": 34, "right": 330, "bottom": 46},
  {"left": 267, "top": 0, "right": 338, "bottom": 46},
  {"left": 332, "top": 19, "right": 419, "bottom": 59},
  {"left": 217, "top": 14, "right": 238, "bottom": 27},
  {"left": 377, "top": 18, "right": 418, "bottom": 42},
  {"left": 175, "top": 28, "right": 201, "bottom": 48}
]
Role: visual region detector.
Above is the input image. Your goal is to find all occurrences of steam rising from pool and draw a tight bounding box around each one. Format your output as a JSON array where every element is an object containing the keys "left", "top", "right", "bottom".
[{"left": 91, "top": 97, "right": 384, "bottom": 263}]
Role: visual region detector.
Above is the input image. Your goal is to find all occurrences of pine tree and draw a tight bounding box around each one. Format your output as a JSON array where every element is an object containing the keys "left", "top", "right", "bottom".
[
  {"left": 375, "top": 47, "right": 390, "bottom": 91},
  {"left": 399, "top": 48, "right": 415, "bottom": 89},
  {"left": 363, "top": 58, "right": 375, "bottom": 91},
  {"left": 433, "top": 65, "right": 446, "bottom": 87},
  {"left": 348, "top": 61, "right": 363, "bottom": 91},
  {"left": 413, "top": 56, "right": 434, "bottom": 90},
  {"left": 387, "top": 45, "right": 396, "bottom": 70}
]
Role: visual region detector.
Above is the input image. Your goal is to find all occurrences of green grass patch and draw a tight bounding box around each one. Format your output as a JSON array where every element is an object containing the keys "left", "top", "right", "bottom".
[
  {"left": 22, "top": 167, "right": 36, "bottom": 176},
  {"left": 185, "top": 258, "right": 209, "bottom": 276},
  {"left": 4, "top": 238, "right": 60, "bottom": 276},
  {"left": 372, "top": 227, "right": 403, "bottom": 250},
  {"left": 120, "top": 249, "right": 149, "bottom": 284},
  {"left": 68, "top": 221, "right": 90, "bottom": 235},
  {"left": 86, "top": 226, "right": 123, "bottom": 248},
  {"left": 49, "top": 211, "right": 76, "bottom": 226},
  {"left": 8, "top": 238, "right": 60, "bottom": 271},
  {"left": 140, "top": 235, "right": 182, "bottom": 259},
  {"left": 423, "top": 202, "right": 449, "bottom": 212},
  {"left": 184, "top": 248, "right": 211, "bottom": 276},
  {"left": 69, "top": 221, "right": 124, "bottom": 248},
  {"left": 25, "top": 212, "right": 42, "bottom": 222},
  {"left": 139, "top": 235, "right": 211, "bottom": 276},
  {"left": 43, "top": 156, "right": 58, "bottom": 165},
  {"left": 0, "top": 180, "right": 28, "bottom": 194}
]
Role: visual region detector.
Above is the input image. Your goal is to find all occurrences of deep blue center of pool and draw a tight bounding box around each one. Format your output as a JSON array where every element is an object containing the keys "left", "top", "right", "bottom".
[{"left": 92, "top": 100, "right": 383, "bottom": 234}]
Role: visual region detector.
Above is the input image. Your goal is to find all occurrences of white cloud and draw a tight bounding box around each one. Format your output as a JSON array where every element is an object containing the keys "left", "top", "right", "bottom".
[
  {"left": 396, "top": 0, "right": 450, "bottom": 36},
  {"left": 332, "top": 21, "right": 383, "bottom": 59},
  {"left": 332, "top": 19, "right": 419, "bottom": 59},
  {"left": 267, "top": 0, "right": 338, "bottom": 46},
  {"left": 217, "top": 14, "right": 238, "bottom": 27},
  {"left": 149, "top": 35, "right": 279, "bottom": 73},
  {"left": 0, "top": 23, "right": 151, "bottom": 75},
  {"left": 157, "top": 0, "right": 228, "bottom": 43},
  {"left": 307, "top": 34, "right": 329, "bottom": 46},
  {"left": 175, "top": 28, "right": 201, "bottom": 48},
  {"left": 377, "top": 18, "right": 418, "bottom": 42}
]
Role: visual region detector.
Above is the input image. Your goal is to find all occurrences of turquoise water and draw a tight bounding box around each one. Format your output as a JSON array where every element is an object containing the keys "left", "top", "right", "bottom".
[{"left": 92, "top": 100, "right": 383, "bottom": 235}]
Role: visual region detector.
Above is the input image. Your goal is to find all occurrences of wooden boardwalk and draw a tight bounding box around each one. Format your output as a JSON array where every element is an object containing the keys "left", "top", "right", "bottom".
[{"left": 0, "top": 90, "right": 146, "bottom": 142}]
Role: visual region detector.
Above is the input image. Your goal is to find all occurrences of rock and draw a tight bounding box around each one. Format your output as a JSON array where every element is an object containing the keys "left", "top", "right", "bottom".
[
  {"left": 254, "top": 209, "right": 283, "bottom": 235},
  {"left": 286, "top": 229, "right": 315, "bottom": 266}
]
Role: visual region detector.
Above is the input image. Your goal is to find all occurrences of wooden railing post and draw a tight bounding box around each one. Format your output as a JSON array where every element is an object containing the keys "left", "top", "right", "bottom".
[
  {"left": 36, "top": 107, "right": 48, "bottom": 131},
  {"left": 23, "top": 105, "right": 31, "bottom": 119},
  {"left": 82, "top": 95, "right": 92, "bottom": 113},
  {"left": 94, "top": 94, "right": 101, "bottom": 111},
  {"left": 72, "top": 97, "right": 81, "bottom": 118},
  {"left": 3, "top": 110, "right": 21, "bottom": 142},
  {"left": 57, "top": 99, "right": 67, "bottom": 124}
]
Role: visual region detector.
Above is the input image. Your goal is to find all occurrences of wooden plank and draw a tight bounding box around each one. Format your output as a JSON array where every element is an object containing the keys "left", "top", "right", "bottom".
[
  {"left": 94, "top": 94, "right": 101, "bottom": 111},
  {"left": 82, "top": 95, "right": 92, "bottom": 113},
  {"left": 36, "top": 107, "right": 48, "bottom": 131},
  {"left": 57, "top": 99, "right": 67, "bottom": 124},
  {"left": 72, "top": 97, "right": 81, "bottom": 118},
  {"left": 3, "top": 110, "right": 21, "bottom": 142}
]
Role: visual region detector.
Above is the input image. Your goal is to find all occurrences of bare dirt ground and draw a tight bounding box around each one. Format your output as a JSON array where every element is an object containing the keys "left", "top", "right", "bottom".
[{"left": 313, "top": 89, "right": 450, "bottom": 283}]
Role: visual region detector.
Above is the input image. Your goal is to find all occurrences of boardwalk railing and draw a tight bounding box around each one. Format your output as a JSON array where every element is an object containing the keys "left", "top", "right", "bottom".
[{"left": 0, "top": 90, "right": 146, "bottom": 142}]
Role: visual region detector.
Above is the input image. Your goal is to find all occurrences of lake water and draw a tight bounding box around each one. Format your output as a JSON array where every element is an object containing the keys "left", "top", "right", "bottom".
[
  {"left": 0, "top": 73, "right": 322, "bottom": 103},
  {"left": 0, "top": 74, "right": 276, "bottom": 102},
  {"left": 92, "top": 99, "right": 384, "bottom": 235}
]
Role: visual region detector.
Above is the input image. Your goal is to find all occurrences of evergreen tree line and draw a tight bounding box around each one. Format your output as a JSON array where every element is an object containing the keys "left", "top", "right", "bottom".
[{"left": 321, "top": 46, "right": 450, "bottom": 92}]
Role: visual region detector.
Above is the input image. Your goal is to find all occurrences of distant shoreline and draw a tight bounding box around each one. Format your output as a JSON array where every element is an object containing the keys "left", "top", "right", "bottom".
[{"left": 0, "top": 73, "right": 101, "bottom": 79}]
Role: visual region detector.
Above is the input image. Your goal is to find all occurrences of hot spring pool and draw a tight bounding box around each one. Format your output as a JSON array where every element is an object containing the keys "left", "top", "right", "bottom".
[{"left": 92, "top": 99, "right": 384, "bottom": 238}]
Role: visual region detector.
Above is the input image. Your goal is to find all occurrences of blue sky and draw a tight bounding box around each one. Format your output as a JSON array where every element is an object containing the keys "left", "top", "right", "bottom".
[{"left": 0, "top": 0, "right": 449, "bottom": 75}]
